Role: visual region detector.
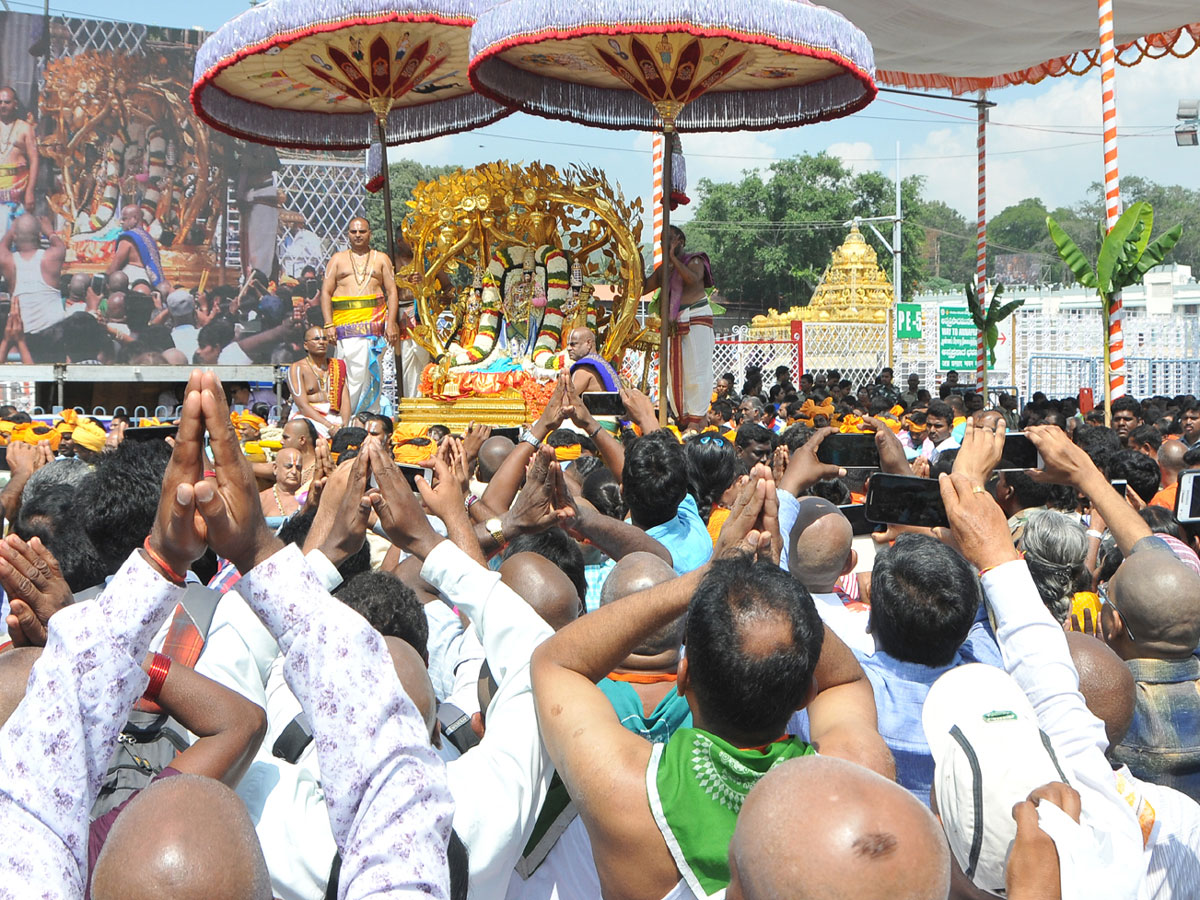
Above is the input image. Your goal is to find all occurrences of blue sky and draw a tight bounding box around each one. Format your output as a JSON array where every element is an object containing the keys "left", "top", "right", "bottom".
[{"left": 19, "top": 0, "right": 1200, "bottom": 224}]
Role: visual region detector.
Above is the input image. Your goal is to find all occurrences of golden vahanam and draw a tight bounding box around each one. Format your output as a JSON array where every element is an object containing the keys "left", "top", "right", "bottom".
[{"left": 400, "top": 161, "right": 645, "bottom": 361}]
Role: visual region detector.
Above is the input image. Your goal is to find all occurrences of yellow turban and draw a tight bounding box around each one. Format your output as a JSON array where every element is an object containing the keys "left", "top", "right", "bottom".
[
  {"left": 138, "top": 417, "right": 163, "bottom": 428},
  {"left": 838, "top": 415, "right": 867, "bottom": 434},
  {"left": 889, "top": 405, "right": 905, "bottom": 418},
  {"left": 393, "top": 423, "right": 430, "bottom": 443},
  {"left": 231, "top": 411, "right": 267, "bottom": 432},
  {"left": 554, "top": 444, "right": 582, "bottom": 462},
  {"left": 394, "top": 438, "right": 436, "bottom": 464},
  {"left": 9, "top": 422, "right": 61, "bottom": 451},
  {"left": 55, "top": 409, "right": 80, "bottom": 434},
  {"left": 72, "top": 419, "right": 108, "bottom": 452}
]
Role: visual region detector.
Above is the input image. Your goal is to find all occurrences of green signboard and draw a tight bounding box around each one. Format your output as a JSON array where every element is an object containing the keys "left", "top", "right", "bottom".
[
  {"left": 896, "top": 303, "right": 923, "bottom": 340},
  {"left": 939, "top": 306, "right": 988, "bottom": 371}
]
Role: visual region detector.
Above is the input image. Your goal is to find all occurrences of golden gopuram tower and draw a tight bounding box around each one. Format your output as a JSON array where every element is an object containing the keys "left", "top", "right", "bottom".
[{"left": 748, "top": 226, "right": 894, "bottom": 380}]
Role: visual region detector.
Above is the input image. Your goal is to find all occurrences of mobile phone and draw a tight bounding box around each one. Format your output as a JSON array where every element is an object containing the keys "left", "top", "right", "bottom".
[
  {"left": 582, "top": 391, "right": 626, "bottom": 417},
  {"left": 1110, "top": 479, "right": 1129, "bottom": 498},
  {"left": 817, "top": 433, "right": 880, "bottom": 468},
  {"left": 492, "top": 426, "right": 520, "bottom": 443},
  {"left": 1000, "top": 433, "right": 1041, "bottom": 470},
  {"left": 398, "top": 463, "right": 426, "bottom": 490},
  {"left": 864, "top": 473, "right": 950, "bottom": 529},
  {"left": 838, "top": 503, "right": 877, "bottom": 537},
  {"left": 90, "top": 273, "right": 107, "bottom": 294},
  {"left": 1175, "top": 470, "right": 1200, "bottom": 524},
  {"left": 0, "top": 446, "right": 7, "bottom": 470}
]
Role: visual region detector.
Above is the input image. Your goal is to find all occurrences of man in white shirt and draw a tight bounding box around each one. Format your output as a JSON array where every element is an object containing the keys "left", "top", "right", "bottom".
[{"left": 786, "top": 497, "right": 872, "bottom": 656}]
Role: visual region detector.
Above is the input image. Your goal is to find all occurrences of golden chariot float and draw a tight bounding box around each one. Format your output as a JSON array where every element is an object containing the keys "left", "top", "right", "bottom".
[
  {"left": 398, "top": 160, "right": 650, "bottom": 426},
  {"left": 36, "top": 47, "right": 235, "bottom": 285},
  {"left": 749, "top": 225, "right": 894, "bottom": 380}
]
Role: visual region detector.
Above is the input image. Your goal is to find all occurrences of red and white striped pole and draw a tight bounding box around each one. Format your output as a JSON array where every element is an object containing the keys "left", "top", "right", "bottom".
[
  {"left": 652, "top": 134, "right": 665, "bottom": 268},
  {"left": 1099, "top": 0, "right": 1125, "bottom": 410},
  {"left": 975, "top": 92, "right": 988, "bottom": 393}
]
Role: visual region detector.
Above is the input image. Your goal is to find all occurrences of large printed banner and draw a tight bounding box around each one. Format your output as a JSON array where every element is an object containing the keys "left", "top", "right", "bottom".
[{"left": 0, "top": 11, "right": 332, "bottom": 366}]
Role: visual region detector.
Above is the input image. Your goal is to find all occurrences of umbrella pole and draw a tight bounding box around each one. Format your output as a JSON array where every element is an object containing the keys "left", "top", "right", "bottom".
[
  {"left": 658, "top": 126, "right": 673, "bottom": 428},
  {"left": 376, "top": 112, "right": 404, "bottom": 401}
]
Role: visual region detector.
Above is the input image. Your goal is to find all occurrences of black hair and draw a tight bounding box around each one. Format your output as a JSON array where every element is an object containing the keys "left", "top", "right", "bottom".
[
  {"left": 1106, "top": 449, "right": 1161, "bottom": 503},
  {"left": 197, "top": 318, "right": 235, "bottom": 350},
  {"left": 13, "top": 490, "right": 108, "bottom": 592},
  {"left": 78, "top": 439, "right": 172, "bottom": 576},
  {"left": 1110, "top": 396, "right": 1142, "bottom": 418},
  {"left": 427, "top": 424, "right": 450, "bottom": 442},
  {"left": 806, "top": 477, "right": 851, "bottom": 505},
  {"left": 734, "top": 422, "right": 775, "bottom": 450},
  {"left": 570, "top": 455, "right": 607, "bottom": 482},
  {"left": 276, "top": 506, "right": 372, "bottom": 582},
  {"left": 926, "top": 399, "right": 953, "bottom": 423},
  {"left": 582, "top": 467, "right": 627, "bottom": 521},
  {"left": 330, "top": 426, "right": 369, "bottom": 459},
  {"left": 622, "top": 430, "right": 687, "bottom": 528},
  {"left": 930, "top": 449, "right": 959, "bottom": 480},
  {"left": 1140, "top": 506, "right": 1190, "bottom": 544},
  {"left": 683, "top": 555, "right": 824, "bottom": 741},
  {"left": 1000, "top": 466, "right": 1053, "bottom": 509},
  {"left": 711, "top": 398, "right": 734, "bottom": 421},
  {"left": 547, "top": 429, "right": 582, "bottom": 448},
  {"left": 6, "top": 410, "right": 31, "bottom": 424},
  {"left": 869, "top": 534, "right": 982, "bottom": 666},
  {"left": 780, "top": 423, "right": 815, "bottom": 453},
  {"left": 1127, "top": 424, "right": 1162, "bottom": 452},
  {"left": 501, "top": 528, "right": 587, "bottom": 601},
  {"left": 1073, "top": 424, "right": 1121, "bottom": 472},
  {"left": 365, "top": 413, "right": 394, "bottom": 435},
  {"left": 335, "top": 570, "right": 429, "bottom": 661},
  {"left": 62, "top": 312, "right": 113, "bottom": 362},
  {"left": 683, "top": 433, "right": 737, "bottom": 523}
]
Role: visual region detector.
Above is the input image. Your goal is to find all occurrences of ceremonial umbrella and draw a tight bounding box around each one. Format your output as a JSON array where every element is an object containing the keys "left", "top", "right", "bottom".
[
  {"left": 191, "top": 0, "right": 510, "bottom": 264},
  {"left": 469, "top": 0, "right": 876, "bottom": 423}
]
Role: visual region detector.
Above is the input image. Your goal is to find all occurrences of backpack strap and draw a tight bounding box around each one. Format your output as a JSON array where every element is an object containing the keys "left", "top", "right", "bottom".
[{"left": 272, "top": 713, "right": 315, "bottom": 764}]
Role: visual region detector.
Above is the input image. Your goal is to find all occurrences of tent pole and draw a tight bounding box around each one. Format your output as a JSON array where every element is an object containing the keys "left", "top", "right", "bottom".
[
  {"left": 975, "top": 92, "right": 988, "bottom": 397},
  {"left": 376, "top": 112, "right": 404, "bottom": 401},
  {"left": 658, "top": 127, "right": 673, "bottom": 428},
  {"left": 1098, "top": 0, "right": 1124, "bottom": 419}
]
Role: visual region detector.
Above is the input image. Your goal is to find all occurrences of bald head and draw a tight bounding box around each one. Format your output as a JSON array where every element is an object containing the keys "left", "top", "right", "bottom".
[
  {"left": 384, "top": 635, "right": 438, "bottom": 743},
  {"left": 1108, "top": 550, "right": 1200, "bottom": 655},
  {"left": 0, "top": 646, "right": 41, "bottom": 727},
  {"left": 566, "top": 327, "right": 597, "bottom": 362},
  {"left": 11, "top": 214, "right": 38, "bottom": 249},
  {"left": 106, "top": 271, "right": 130, "bottom": 293},
  {"left": 476, "top": 435, "right": 515, "bottom": 483},
  {"left": 91, "top": 773, "right": 271, "bottom": 900},
  {"left": 788, "top": 498, "right": 854, "bottom": 592},
  {"left": 500, "top": 552, "right": 581, "bottom": 631},
  {"left": 1159, "top": 439, "right": 1188, "bottom": 479},
  {"left": 601, "top": 551, "right": 681, "bottom": 658},
  {"left": 729, "top": 756, "right": 950, "bottom": 900},
  {"left": 1066, "top": 631, "right": 1135, "bottom": 749}
]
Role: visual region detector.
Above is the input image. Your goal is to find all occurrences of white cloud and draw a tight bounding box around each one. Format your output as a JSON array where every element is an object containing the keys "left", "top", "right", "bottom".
[{"left": 826, "top": 140, "right": 880, "bottom": 175}]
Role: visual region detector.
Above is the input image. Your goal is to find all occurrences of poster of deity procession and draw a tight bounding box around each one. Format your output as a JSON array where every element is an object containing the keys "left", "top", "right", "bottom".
[{"left": 0, "top": 10, "right": 315, "bottom": 366}]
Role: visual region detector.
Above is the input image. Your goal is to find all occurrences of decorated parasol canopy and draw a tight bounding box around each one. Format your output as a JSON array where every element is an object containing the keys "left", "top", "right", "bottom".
[
  {"left": 192, "top": 0, "right": 511, "bottom": 261},
  {"left": 469, "top": 0, "right": 876, "bottom": 422}
]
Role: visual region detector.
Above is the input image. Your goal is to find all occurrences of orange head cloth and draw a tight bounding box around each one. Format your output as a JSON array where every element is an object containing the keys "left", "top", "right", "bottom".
[
  {"left": 554, "top": 444, "right": 582, "bottom": 462},
  {"left": 230, "top": 411, "right": 267, "bottom": 439},
  {"left": 393, "top": 422, "right": 430, "bottom": 443},
  {"left": 55, "top": 409, "right": 80, "bottom": 434},
  {"left": 138, "top": 417, "right": 163, "bottom": 427},
  {"left": 838, "top": 414, "right": 866, "bottom": 434},
  {"left": 71, "top": 419, "right": 108, "bottom": 452},
  {"left": 889, "top": 405, "right": 906, "bottom": 418},
  {"left": 394, "top": 438, "right": 436, "bottom": 464},
  {"left": 10, "top": 422, "right": 62, "bottom": 452}
]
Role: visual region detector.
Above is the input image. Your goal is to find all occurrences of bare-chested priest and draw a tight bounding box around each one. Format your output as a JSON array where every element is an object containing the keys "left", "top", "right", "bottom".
[
  {"left": 566, "top": 327, "right": 621, "bottom": 395},
  {"left": 318, "top": 217, "right": 399, "bottom": 414},
  {"left": 0, "top": 86, "right": 38, "bottom": 235},
  {"left": 286, "top": 325, "right": 349, "bottom": 437}
]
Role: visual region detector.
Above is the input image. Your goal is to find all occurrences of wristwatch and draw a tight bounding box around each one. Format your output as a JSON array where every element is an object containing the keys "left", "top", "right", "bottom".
[
  {"left": 485, "top": 517, "right": 507, "bottom": 547},
  {"left": 520, "top": 430, "right": 542, "bottom": 449}
]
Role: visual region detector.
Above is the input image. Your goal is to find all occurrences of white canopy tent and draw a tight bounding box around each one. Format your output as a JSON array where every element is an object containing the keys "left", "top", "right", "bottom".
[{"left": 820, "top": 1, "right": 1200, "bottom": 410}]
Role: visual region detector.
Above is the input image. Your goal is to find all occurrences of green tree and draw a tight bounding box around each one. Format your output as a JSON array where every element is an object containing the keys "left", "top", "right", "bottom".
[
  {"left": 1075, "top": 177, "right": 1200, "bottom": 275},
  {"left": 989, "top": 197, "right": 1051, "bottom": 252},
  {"left": 908, "top": 199, "right": 975, "bottom": 285},
  {"left": 685, "top": 153, "right": 928, "bottom": 314},
  {"left": 362, "top": 158, "right": 458, "bottom": 253}
]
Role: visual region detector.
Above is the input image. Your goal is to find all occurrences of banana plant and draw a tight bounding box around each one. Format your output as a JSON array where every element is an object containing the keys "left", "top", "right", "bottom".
[
  {"left": 1046, "top": 201, "right": 1182, "bottom": 419},
  {"left": 965, "top": 280, "right": 1025, "bottom": 396}
]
